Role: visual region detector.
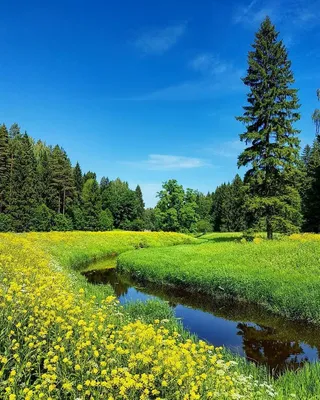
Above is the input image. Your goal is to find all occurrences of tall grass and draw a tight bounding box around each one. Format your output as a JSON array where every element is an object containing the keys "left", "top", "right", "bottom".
[
  {"left": 117, "top": 235, "right": 320, "bottom": 324},
  {"left": 1, "top": 231, "right": 319, "bottom": 398}
]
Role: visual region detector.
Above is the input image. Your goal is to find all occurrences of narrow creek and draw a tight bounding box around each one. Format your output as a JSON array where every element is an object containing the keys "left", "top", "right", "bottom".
[{"left": 83, "top": 264, "right": 320, "bottom": 375}]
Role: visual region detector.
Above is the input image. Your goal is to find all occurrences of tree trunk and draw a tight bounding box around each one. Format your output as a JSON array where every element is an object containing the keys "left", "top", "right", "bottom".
[{"left": 266, "top": 216, "right": 273, "bottom": 240}]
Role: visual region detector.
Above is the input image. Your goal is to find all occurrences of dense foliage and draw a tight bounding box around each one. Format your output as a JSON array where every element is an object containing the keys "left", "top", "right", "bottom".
[{"left": 0, "top": 127, "right": 145, "bottom": 232}]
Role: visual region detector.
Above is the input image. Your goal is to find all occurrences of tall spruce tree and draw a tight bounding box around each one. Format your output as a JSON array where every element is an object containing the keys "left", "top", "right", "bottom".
[
  {"left": 0, "top": 124, "right": 9, "bottom": 213},
  {"left": 81, "top": 178, "right": 102, "bottom": 230},
  {"left": 9, "top": 134, "right": 39, "bottom": 231},
  {"left": 237, "top": 17, "right": 301, "bottom": 239},
  {"left": 135, "top": 185, "right": 145, "bottom": 218},
  {"left": 50, "top": 146, "right": 74, "bottom": 214},
  {"left": 73, "top": 162, "right": 83, "bottom": 203},
  {"left": 229, "top": 174, "right": 247, "bottom": 232}
]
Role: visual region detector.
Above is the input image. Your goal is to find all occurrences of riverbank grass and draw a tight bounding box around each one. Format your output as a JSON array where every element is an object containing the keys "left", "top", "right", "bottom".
[{"left": 118, "top": 233, "right": 320, "bottom": 324}]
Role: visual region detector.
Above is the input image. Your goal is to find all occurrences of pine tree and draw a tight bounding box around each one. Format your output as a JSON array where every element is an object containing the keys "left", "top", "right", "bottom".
[
  {"left": 100, "top": 176, "right": 110, "bottom": 193},
  {"left": 237, "top": 17, "right": 301, "bottom": 239},
  {"left": 135, "top": 185, "right": 145, "bottom": 218},
  {"left": 9, "top": 134, "right": 39, "bottom": 231},
  {"left": 0, "top": 124, "right": 9, "bottom": 213},
  {"left": 83, "top": 171, "right": 96, "bottom": 183},
  {"left": 73, "top": 162, "right": 83, "bottom": 203},
  {"left": 82, "top": 178, "right": 102, "bottom": 230},
  {"left": 9, "top": 123, "right": 21, "bottom": 139},
  {"left": 229, "top": 174, "right": 247, "bottom": 232},
  {"left": 302, "top": 145, "right": 312, "bottom": 167},
  {"left": 36, "top": 143, "right": 54, "bottom": 210},
  {"left": 211, "top": 183, "right": 229, "bottom": 231},
  {"left": 50, "top": 146, "right": 74, "bottom": 214}
]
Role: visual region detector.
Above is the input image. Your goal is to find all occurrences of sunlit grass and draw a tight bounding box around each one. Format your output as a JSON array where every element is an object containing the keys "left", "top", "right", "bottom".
[
  {"left": 1, "top": 231, "right": 319, "bottom": 399},
  {"left": 0, "top": 231, "right": 278, "bottom": 399},
  {"left": 118, "top": 234, "right": 320, "bottom": 323}
]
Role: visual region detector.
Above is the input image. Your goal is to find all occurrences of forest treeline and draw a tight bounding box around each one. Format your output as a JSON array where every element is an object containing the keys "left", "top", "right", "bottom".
[
  {"left": 0, "top": 118, "right": 319, "bottom": 234},
  {"left": 0, "top": 18, "right": 319, "bottom": 235}
]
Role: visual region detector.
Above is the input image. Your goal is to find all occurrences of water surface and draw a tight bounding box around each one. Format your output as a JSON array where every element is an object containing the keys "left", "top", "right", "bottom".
[{"left": 84, "top": 267, "right": 320, "bottom": 375}]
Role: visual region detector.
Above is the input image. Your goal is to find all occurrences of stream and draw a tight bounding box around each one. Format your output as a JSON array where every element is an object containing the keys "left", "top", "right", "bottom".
[{"left": 83, "top": 266, "right": 320, "bottom": 375}]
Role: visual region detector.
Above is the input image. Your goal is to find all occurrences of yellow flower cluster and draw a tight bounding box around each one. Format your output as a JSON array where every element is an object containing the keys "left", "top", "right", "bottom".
[
  {"left": 289, "top": 233, "right": 320, "bottom": 242},
  {"left": 0, "top": 233, "right": 276, "bottom": 399}
]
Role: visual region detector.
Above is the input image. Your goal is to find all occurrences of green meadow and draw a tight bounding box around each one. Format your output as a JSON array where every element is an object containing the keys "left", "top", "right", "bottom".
[{"left": 117, "top": 234, "right": 320, "bottom": 324}]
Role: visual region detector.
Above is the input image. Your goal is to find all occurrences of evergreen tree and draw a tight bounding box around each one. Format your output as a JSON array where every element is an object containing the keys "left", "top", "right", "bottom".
[
  {"left": 211, "top": 183, "right": 229, "bottom": 231},
  {"left": 8, "top": 134, "right": 39, "bottom": 231},
  {"left": 83, "top": 171, "right": 96, "bottom": 182},
  {"left": 50, "top": 146, "right": 74, "bottom": 214},
  {"left": 33, "top": 204, "right": 53, "bottom": 231},
  {"left": 195, "top": 191, "right": 213, "bottom": 222},
  {"left": 237, "top": 17, "right": 301, "bottom": 239},
  {"left": 9, "top": 123, "right": 21, "bottom": 139},
  {"left": 302, "top": 145, "right": 312, "bottom": 167},
  {"left": 98, "top": 209, "right": 114, "bottom": 231},
  {"left": 100, "top": 176, "right": 110, "bottom": 192},
  {"left": 53, "top": 213, "right": 73, "bottom": 231},
  {"left": 135, "top": 185, "right": 145, "bottom": 218},
  {"left": 0, "top": 124, "right": 9, "bottom": 213},
  {"left": 36, "top": 143, "right": 54, "bottom": 209},
  {"left": 73, "top": 162, "right": 83, "bottom": 203},
  {"left": 229, "top": 175, "right": 247, "bottom": 231},
  {"left": 81, "top": 178, "right": 102, "bottom": 230}
]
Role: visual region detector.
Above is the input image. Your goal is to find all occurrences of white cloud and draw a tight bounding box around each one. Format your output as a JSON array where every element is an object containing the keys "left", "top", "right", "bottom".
[
  {"left": 189, "top": 53, "right": 229, "bottom": 75},
  {"left": 133, "top": 22, "right": 187, "bottom": 55},
  {"left": 206, "top": 140, "right": 245, "bottom": 158},
  {"left": 123, "top": 154, "right": 211, "bottom": 170},
  {"left": 233, "top": 0, "right": 276, "bottom": 26},
  {"left": 128, "top": 54, "right": 244, "bottom": 101},
  {"left": 233, "top": 0, "right": 320, "bottom": 30},
  {"left": 233, "top": 0, "right": 260, "bottom": 24}
]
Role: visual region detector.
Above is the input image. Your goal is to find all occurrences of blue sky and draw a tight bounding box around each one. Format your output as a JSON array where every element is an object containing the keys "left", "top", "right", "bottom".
[{"left": 0, "top": 0, "right": 319, "bottom": 207}]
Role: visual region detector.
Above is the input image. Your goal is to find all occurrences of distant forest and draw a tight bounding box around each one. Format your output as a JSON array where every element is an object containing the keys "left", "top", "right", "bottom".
[{"left": 0, "top": 116, "right": 319, "bottom": 234}]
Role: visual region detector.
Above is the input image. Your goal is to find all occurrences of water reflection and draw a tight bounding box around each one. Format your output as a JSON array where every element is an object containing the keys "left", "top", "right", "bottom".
[
  {"left": 83, "top": 268, "right": 320, "bottom": 374},
  {"left": 237, "top": 323, "right": 308, "bottom": 374}
]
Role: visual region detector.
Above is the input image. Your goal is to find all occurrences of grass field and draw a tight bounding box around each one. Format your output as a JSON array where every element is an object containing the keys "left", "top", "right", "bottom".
[
  {"left": 0, "top": 231, "right": 280, "bottom": 400},
  {"left": 117, "top": 233, "right": 320, "bottom": 324},
  {"left": 0, "top": 231, "right": 319, "bottom": 399}
]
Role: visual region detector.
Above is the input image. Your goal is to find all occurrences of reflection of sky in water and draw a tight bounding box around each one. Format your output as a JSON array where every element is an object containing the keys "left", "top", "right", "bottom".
[
  {"left": 85, "top": 270, "right": 320, "bottom": 373},
  {"left": 119, "top": 287, "right": 157, "bottom": 304},
  {"left": 174, "top": 304, "right": 244, "bottom": 355},
  {"left": 296, "top": 343, "right": 318, "bottom": 362}
]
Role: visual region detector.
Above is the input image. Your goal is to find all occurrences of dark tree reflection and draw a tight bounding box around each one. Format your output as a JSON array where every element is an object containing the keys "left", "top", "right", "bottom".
[
  {"left": 84, "top": 269, "right": 130, "bottom": 297},
  {"left": 237, "top": 323, "right": 308, "bottom": 374}
]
